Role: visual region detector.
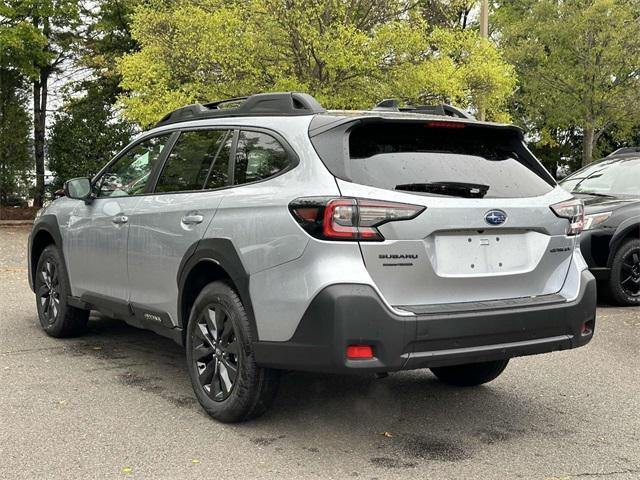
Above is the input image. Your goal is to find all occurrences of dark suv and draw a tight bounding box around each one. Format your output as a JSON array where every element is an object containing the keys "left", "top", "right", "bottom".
[{"left": 560, "top": 148, "right": 640, "bottom": 305}]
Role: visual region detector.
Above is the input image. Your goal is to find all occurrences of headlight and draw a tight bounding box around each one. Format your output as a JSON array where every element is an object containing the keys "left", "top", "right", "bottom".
[{"left": 583, "top": 212, "right": 612, "bottom": 230}]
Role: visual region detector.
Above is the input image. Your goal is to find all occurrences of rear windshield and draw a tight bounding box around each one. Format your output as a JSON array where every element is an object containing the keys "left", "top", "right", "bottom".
[{"left": 345, "top": 122, "right": 553, "bottom": 198}]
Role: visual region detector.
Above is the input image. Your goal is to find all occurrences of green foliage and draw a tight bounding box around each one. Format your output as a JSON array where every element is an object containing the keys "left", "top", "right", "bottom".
[
  {"left": 420, "top": 0, "right": 479, "bottom": 30},
  {"left": 494, "top": 0, "right": 640, "bottom": 165},
  {"left": 2, "top": 0, "right": 86, "bottom": 206},
  {"left": 118, "top": 0, "right": 515, "bottom": 126},
  {"left": 0, "top": 18, "right": 47, "bottom": 77},
  {"left": 48, "top": 86, "right": 135, "bottom": 189},
  {"left": 78, "top": 0, "right": 140, "bottom": 102},
  {"left": 1, "top": 0, "right": 82, "bottom": 78},
  {"left": 0, "top": 69, "right": 32, "bottom": 205}
]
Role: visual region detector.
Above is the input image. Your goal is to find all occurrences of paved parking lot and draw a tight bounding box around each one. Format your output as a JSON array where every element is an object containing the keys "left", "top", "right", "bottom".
[{"left": 1, "top": 225, "right": 639, "bottom": 479}]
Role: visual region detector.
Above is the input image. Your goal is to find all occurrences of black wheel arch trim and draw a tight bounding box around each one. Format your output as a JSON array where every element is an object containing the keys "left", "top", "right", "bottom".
[
  {"left": 608, "top": 215, "right": 640, "bottom": 266},
  {"left": 177, "top": 238, "right": 258, "bottom": 341},
  {"left": 29, "top": 215, "right": 66, "bottom": 293}
]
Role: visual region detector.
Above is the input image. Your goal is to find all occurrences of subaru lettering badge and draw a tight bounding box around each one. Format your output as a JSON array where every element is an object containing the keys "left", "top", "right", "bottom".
[{"left": 484, "top": 209, "right": 507, "bottom": 226}]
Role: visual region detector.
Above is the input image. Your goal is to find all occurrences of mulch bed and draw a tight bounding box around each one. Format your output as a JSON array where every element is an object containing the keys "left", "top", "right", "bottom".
[{"left": 0, "top": 207, "right": 39, "bottom": 221}]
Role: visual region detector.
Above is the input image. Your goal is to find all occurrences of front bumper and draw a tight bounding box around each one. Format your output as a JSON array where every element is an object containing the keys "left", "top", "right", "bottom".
[{"left": 253, "top": 270, "right": 597, "bottom": 373}]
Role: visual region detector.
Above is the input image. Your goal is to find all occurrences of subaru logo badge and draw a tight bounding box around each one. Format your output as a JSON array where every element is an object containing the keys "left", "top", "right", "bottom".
[{"left": 484, "top": 210, "right": 507, "bottom": 226}]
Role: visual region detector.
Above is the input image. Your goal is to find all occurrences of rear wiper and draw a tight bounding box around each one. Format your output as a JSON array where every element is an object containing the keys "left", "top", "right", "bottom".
[{"left": 395, "top": 181, "right": 490, "bottom": 198}]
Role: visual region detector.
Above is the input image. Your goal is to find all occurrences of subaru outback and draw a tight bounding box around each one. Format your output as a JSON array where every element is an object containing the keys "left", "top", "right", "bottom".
[{"left": 28, "top": 92, "right": 597, "bottom": 422}]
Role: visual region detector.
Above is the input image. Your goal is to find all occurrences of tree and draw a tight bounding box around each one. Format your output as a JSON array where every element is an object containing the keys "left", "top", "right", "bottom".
[
  {"left": 2, "top": 1, "right": 83, "bottom": 206},
  {"left": 493, "top": 0, "right": 640, "bottom": 166},
  {"left": 48, "top": 85, "right": 135, "bottom": 189},
  {"left": 0, "top": 69, "right": 32, "bottom": 205},
  {"left": 118, "top": 0, "right": 515, "bottom": 126},
  {"left": 420, "top": 0, "right": 479, "bottom": 30},
  {"left": 78, "top": 0, "right": 139, "bottom": 103},
  {"left": 44, "top": 0, "right": 140, "bottom": 191}
]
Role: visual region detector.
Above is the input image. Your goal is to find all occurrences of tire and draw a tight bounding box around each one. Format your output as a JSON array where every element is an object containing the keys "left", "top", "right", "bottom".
[
  {"left": 185, "top": 281, "right": 280, "bottom": 423},
  {"left": 607, "top": 238, "right": 640, "bottom": 306},
  {"left": 430, "top": 359, "right": 509, "bottom": 387},
  {"left": 34, "top": 245, "right": 89, "bottom": 337}
]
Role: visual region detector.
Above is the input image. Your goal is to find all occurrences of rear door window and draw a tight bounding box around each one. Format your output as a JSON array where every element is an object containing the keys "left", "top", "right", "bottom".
[
  {"left": 155, "top": 129, "right": 231, "bottom": 193},
  {"left": 347, "top": 122, "right": 554, "bottom": 198}
]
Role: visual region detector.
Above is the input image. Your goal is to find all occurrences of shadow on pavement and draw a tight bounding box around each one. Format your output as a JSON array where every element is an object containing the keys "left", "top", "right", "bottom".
[{"left": 50, "top": 313, "right": 561, "bottom": 467}]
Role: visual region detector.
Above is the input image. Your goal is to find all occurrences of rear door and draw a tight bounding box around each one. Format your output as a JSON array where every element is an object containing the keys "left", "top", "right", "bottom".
[
  {"left": 325, "top": 120, "right": 575, "bottom": 307},
  {"left": 127, "top": 128, "right": 233, "bottom": 325}
]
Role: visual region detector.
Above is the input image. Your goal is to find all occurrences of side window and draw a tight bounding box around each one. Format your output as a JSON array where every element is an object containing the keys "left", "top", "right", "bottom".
[
  {"left": 233, "top": 131, "right": 290, "bottom": 185},
  {"left": 204, "top": 132, "right": 232, "bottom": 189},
  {"left": 156, "top": 129, "right": 231, "bottom": 193},
  {"left": 97, "top": 135, "right": 170, "bottom": 197}
]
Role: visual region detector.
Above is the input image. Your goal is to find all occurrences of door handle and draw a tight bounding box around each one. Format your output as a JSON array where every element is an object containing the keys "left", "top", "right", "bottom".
[
  {"left": 112, "top": 215, "right": 129, "bottom": 225},
  {"left": 181, "top": 213, "right": 204, "bottom": 225}
]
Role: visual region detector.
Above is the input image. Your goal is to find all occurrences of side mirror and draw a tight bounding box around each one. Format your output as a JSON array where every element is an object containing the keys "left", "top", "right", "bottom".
[{"left": 63, "top": 177, "right": 93, "bottom": 203}]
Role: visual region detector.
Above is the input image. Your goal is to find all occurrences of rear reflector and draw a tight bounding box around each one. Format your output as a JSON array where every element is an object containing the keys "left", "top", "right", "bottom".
[
  {"left": 581, "top": 320, "right": 594, "bottom": 335},
  {"left": 346, "top": 345, "right": 374, "bottom": 359}
]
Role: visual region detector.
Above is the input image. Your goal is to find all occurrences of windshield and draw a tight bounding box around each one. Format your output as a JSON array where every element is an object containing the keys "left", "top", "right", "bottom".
[{"left": 560, "top": 157, "right": 640, "bottom": 197}]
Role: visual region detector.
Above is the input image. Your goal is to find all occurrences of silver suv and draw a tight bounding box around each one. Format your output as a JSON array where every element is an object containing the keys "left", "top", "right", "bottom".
[{"left": 29, "top": 92, "right": 597, "bottom": 422}]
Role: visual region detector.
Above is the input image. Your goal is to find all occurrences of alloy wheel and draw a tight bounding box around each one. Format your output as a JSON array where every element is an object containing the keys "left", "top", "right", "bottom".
[
  {"left": 39, "top": 260, "right": 60, "bottom": 324},
  {"left": 192, "top": 304, "right": 240, "bottom": 401},
  {"left": 620, "top": 247, "right": 640, "bottom": 298}
]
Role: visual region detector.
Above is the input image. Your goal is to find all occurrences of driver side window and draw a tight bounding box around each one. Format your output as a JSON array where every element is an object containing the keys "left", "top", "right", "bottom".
[{"left": 97, "top": 135, "right": 171, "bottom": 197}]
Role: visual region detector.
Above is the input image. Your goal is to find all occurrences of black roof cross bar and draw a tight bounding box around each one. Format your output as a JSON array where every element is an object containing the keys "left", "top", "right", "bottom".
[
  {"left": 372, "top": 99, "right": 475, "bottom": 120},
  {"left": 156, "top": 92, "right": 326, "bottom": 127}
]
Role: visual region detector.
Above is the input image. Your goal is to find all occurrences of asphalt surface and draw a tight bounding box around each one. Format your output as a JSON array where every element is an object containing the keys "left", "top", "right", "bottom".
[{"left": 1, "top": 225, "right": 639, "bottom": 480}]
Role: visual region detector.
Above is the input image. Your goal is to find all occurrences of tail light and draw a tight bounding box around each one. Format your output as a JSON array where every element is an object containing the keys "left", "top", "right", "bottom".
[
  {"left": 289, "top": 197, "right": 425, "bottom": 241},
  {"left": 550, "top": 199, "right": 584, "bottom": 235}
]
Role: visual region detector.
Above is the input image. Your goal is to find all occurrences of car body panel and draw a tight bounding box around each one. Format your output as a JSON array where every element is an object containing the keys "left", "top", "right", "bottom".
[
  {"left": 336, "top": 179, "right": 577, "bottom": 306},
  {"left": 65, "top": 196, "right": 141, "bottom": 300},
  {"left": 127, "top": 190, "right": 225, "bottom": 325}
]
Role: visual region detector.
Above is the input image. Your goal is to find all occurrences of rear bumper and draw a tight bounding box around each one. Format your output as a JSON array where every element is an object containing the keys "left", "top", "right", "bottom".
[{"left": 253, "top": 270, "right": 597, "bottom": 373}]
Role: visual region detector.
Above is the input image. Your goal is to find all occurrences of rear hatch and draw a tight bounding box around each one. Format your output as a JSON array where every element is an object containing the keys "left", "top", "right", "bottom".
[{"left": 310, "top": 116, "right": 576, "bottom": 308}]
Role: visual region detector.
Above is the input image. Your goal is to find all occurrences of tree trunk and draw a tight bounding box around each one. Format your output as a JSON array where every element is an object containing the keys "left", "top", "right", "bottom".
[
  {"left": 32, "top": 15, "right": 50, "bottom": 209},
  {"left": 582, "top": 126, "right": 595, "bottom": 167},
  {"left": 32, "top": 72, "right": 47, "bottom": 208}
]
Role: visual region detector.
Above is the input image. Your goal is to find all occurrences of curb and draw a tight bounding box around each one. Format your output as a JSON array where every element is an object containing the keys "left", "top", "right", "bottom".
[{"left": 0, "top": 220, "right": 34, "bottom": 226}]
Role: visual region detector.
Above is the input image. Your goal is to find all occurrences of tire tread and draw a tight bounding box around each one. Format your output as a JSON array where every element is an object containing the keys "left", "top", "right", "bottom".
[{"left": 35, "top": 245, "right": 89, "bottom": 338}]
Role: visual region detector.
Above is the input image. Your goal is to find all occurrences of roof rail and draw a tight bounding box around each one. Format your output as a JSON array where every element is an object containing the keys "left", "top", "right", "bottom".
[
  {"left": 156, "top": 92, "right": 326, "bottom": 127},
  {"left": 608, "top": 146, "right": 640, "bottom": 156},
  {"left": 372, "top": 99, "right": 475, "bottom": 120}
]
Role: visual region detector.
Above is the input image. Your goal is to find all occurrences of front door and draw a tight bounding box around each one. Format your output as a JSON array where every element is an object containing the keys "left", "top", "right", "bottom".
[{"left": 65, "top": 133, "right": 173, "bottom": 304}]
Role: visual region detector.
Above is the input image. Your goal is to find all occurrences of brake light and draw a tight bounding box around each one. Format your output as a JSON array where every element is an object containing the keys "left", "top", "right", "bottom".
[
  {"left": 550, "top": 199, "right": 584, "bottom": 235},
  {"left": 289, "top": 197, "right": 425, "bottom": 241},
  {"left": 425, "top": 121, "right": 465, "bottom": 129}
]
